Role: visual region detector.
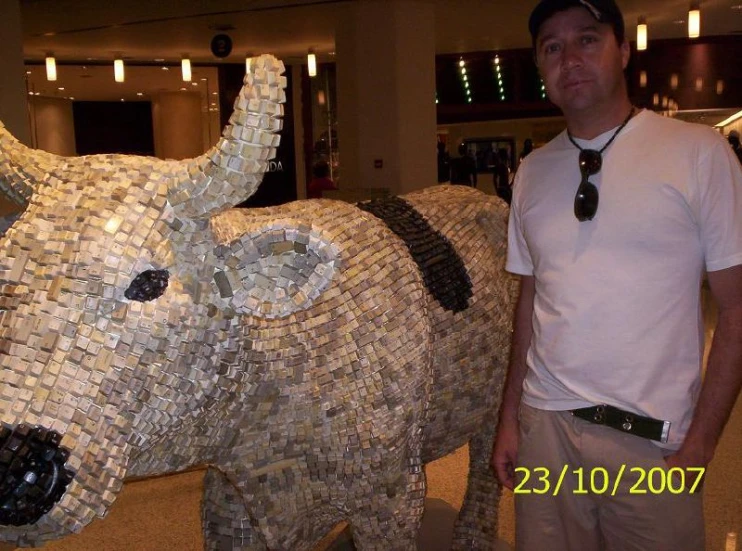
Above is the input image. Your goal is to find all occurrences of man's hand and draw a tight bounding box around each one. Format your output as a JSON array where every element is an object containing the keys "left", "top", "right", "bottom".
[
  {"left": 491, "top": 414, "right": 519, "bottom": 490},
  {"left": 663, "top": 444, "right": 711, "bottom": 489}
]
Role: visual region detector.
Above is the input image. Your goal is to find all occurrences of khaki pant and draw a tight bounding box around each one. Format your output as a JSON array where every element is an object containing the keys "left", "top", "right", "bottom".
[{"left": 515, "top": 404, "right": 704, "bottom": 551}]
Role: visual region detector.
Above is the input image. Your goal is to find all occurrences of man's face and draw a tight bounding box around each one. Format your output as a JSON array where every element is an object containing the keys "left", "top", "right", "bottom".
[{"left": 535, "top": 6, "right": 629, "bottom": 115}]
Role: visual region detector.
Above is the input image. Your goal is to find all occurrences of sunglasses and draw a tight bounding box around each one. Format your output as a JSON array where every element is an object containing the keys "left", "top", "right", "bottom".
[{"left": 574, "top": 149, "right": 602, "bottom": 221}]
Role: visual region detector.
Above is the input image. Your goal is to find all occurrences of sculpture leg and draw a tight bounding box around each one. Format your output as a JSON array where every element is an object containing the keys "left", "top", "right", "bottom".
[
  {"left": 348, "top": 448, "right": 426, "bottom": 551},
  {"left": 202, "top": 467, "right": 266, "bottom": 551},
  {"left": 451, "top": 411, "right": 501, "bottom": 550}
]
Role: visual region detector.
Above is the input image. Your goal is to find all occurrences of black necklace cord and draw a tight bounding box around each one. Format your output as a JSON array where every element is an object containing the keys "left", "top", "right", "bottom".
[{"left": 567, "top": 106, "right": 636, "bottom": 154}]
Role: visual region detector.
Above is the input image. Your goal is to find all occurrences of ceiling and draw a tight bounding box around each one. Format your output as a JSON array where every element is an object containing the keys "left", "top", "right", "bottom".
[{"left": 19, "top": 0, "right": 742, "bottom": 102}]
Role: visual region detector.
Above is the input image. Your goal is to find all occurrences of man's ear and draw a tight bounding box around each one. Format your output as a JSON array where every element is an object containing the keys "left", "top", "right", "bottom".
[{"left": 621, "top": 38, "right": 630, "bottom": 69}]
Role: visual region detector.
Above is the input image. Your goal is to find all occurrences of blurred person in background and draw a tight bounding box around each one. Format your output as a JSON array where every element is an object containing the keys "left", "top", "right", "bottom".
[
  {"left": 450, "top": 142, "right": 478, "bottom": 187},
  {"left": 307, "top": 158, "right": 337, "bottom": 199},
  {"left": 728, "top": 130, "right": 742, "bottom": 164},
  {"left": 494, "top": 148, "right": 512, "bottom": 204}
]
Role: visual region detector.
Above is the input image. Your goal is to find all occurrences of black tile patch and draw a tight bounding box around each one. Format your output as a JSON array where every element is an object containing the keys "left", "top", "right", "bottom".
[
  {"left": 125, "top": 269, "right": 170, "bottom": 302},
  {"left": 0, "top": 424, "right": 75, "bottom": 526},
  {"left": 357, "top": 197, "right": 472, "bottom": 312}
]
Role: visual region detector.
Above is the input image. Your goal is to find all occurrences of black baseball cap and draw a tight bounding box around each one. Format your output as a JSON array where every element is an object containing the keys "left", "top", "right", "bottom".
[{"left": 529, "top": 0, "right": 625, "bottom": 45}]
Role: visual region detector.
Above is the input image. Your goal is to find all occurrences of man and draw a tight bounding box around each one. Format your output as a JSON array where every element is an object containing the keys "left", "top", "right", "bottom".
[
  {"left": 491, "top": 1, "right": 742, "bottom": 550},
  {"left": 729, "top": 129, "right": 742, "bottom": 164},
  {"left": 450, "top": 142, "right": 478, "bottom": 187}
]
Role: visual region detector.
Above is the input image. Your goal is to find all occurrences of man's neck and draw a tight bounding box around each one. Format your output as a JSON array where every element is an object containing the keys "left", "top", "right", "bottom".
[{"left": 565, "top": 98, "right": 634, "bottom": 140}]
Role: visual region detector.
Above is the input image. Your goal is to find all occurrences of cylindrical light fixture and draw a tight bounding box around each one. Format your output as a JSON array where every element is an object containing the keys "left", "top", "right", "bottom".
[
  {"left": 695, "top": 77, "right": 703, "bottom": 92},
  {"left": 181, "top": 57, "right": 192, "bottom": 82},
  {"left": 688, "top": 3, "right": 700, "bottom": 38},
  {"left": 716, "top": 80, "right": 724, "bottom": 95},
  {"left": 307, "top": 49, "right": 317, "bottom": 78},
  {"left": 670, "top": 74, "right": 679, "bottom": 90},
  {"left": 45, "top": 55, "right": 57, "bottom": 81},
  {"left": 637, "top": 17, "right": 648, "bottom": 51},
  {"left": 653, "top": 93, "right": 660, "bottom": 107},
  {"left": 114, "top": 58, "right": 125, "bottom": 83},
  {"left": 639, "top": 71, "right": 647, "bottom": 88}
]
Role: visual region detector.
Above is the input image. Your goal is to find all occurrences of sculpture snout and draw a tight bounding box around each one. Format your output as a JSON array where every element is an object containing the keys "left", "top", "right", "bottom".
[{"left": 0, "top": 424, "right": 74, "bottom": 526}]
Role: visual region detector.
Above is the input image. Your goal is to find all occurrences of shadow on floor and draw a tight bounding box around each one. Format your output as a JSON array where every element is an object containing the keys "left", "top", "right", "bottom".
[{"left": 322, "top": 498, "right": 512, "bottom": 551}]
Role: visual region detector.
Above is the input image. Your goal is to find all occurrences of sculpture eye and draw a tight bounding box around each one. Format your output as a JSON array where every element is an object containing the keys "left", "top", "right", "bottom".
[{"left": 124, "top": 269, "right": 169, "bottom": 302}]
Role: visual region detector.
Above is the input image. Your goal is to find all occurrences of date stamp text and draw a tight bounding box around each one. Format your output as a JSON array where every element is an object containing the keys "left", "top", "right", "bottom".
[{"left": 513, "top": 465, "right": 705, "bottom": 496}]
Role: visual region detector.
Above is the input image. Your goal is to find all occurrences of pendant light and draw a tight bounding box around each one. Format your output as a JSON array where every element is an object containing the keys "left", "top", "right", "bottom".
[
  {"left": 307, "top": 49, "right": 317, "bottom": 77},
  {"left": 114, "top": 58, "right": 125, "bottom": 83},
  {"left": 637, "top": 17, "right": 647, "bottom": 51},
  {"left": 688, "top": 3, "right": 700, "bottom": 38},
  {"left": 45, "top": 55, "right": 57, "bottom": 81},
  {"left": 181, "top": 57, "right": 192, "bottom": 82}
]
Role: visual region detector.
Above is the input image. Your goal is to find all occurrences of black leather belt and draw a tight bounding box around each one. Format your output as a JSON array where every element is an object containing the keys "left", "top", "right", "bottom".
[{"left": 571, "top": 404, "right": 671, "bottom": 443}]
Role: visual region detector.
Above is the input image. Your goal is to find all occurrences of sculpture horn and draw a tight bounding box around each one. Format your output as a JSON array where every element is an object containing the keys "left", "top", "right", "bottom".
[
  {"left": 0, "top": 122, "right": 62, "bottom": 210},
  {"left": 167, "top": 54, "right": 286, "bottom": 219}
]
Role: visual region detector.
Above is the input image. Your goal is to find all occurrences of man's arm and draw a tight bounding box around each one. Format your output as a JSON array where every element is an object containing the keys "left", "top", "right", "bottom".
[
  {"left": 667, "top": 264, "right": 742, "bottom": 471},
  {"left": 491, "top": 274, "right": 535, "bottom": 489}
]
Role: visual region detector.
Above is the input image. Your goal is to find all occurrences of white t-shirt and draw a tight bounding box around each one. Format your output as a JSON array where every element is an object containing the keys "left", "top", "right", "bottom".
[{"left": 507, "top": 109, "right": 742, "bottom": 449}]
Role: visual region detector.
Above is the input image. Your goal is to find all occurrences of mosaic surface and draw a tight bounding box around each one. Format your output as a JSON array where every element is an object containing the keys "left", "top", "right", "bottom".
[{"left": 0, "top": 53, "right": 512, "bottom": 550}]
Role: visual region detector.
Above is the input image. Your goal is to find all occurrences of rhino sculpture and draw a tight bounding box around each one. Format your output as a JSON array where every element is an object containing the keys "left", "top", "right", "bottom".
[{"left": 0, "top": 54, "right": 512, "bottom": 550}]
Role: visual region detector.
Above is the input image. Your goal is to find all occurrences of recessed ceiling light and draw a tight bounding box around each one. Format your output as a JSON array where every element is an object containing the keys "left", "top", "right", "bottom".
[
  {"left": 26, "top": 71, "right": 31, "bottom": 75},
  {"left": 137, "top": 92, "right": 143, "bottom": 96},
  {"left": 212, "top": 91, "right": 218, "bottom": 95},
  {"left": 191, "top": 82, "right": 198, "bottom": 86},
  {"left": 69, "top": 97, "right": 74, "bottom": 100},
  {"left": 27, "top": 91, "right": 33, "bottom": 95},
  {"left": 200, "top": 78, "right": 207, "bottom": 81},
  {"left": 58, "top": 87, "right": 64, "bottom": 91},
  {"left": 180, "top": 87, "right": 187, "bottom": 91},
  {"left": 162, "top": 67, "right": 169, "bottom": 71},
  {"left": 121, "top": 98, "right": 125, "bottom": 102},
  {"left": 154, "top": 58, "right": 165, "bottom": 62}
]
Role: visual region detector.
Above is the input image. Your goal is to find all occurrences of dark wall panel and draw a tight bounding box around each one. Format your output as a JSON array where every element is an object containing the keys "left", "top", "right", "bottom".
[
  {"left": 219, "top": 63, "right": 297, "bottom": 208},
  {"left": 629, "top": 37, "right": 742, "bottom": 111},
  {"left": 73, "top": 101, "right": 154, "bottom": 156}
]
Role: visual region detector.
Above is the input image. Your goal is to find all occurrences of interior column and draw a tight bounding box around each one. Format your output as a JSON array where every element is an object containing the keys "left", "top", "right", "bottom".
[
  {"left": 0, "top": 0, "right": 31, "bottom": 145},
  {"left": 336, "top": 0, "right": 436, "bottom": 196}
]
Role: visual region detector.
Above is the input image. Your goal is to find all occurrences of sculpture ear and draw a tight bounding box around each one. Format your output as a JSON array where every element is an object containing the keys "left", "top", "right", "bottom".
[{"left": 212, "top": 221, "right": 340, "bottom": 319}]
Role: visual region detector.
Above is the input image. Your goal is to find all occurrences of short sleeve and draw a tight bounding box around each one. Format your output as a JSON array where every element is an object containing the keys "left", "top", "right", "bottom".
[
  {"left": 505, "top": 168, "right": 534, "bottom": 276},
  {"left": 692, "top": 136, "right": 742, "bottom": 272}
]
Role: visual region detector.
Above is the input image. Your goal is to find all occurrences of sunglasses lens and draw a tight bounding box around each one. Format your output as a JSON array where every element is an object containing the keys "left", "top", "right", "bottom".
[
  {"left": 574, "top": 182, "right": 599, "bottom": 221},
  {"left": 579, "top": 149, "right": 602, "bottom": 176}
]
